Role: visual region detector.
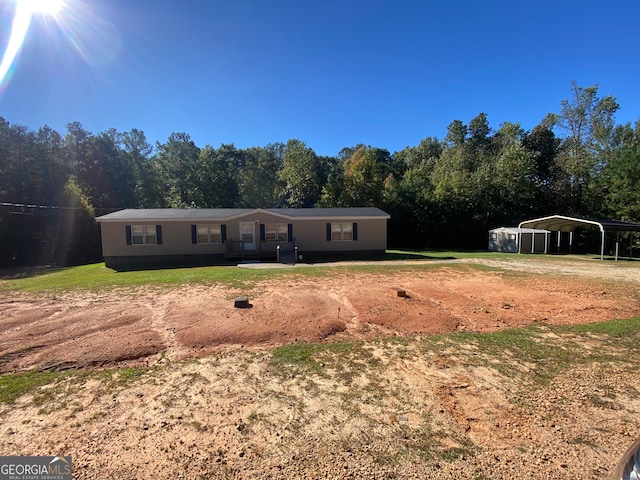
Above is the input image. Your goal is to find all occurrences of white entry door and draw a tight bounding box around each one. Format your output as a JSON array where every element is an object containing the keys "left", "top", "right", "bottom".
[{"left": 239, "top": 222, "right": 256, "bottom": 250}]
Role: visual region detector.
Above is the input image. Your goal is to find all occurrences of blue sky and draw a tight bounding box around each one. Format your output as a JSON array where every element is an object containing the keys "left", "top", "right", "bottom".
[{"left": 1, "top": 0, "right": 639, "bottom": 156}]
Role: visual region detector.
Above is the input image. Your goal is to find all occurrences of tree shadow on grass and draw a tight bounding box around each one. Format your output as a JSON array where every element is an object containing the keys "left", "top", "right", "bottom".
[
  {"left": 301, "top": 250, "right": 457, "bottom": 264},
  {"left": 0, "top": 265, "right": 65, "bottom": 280}
]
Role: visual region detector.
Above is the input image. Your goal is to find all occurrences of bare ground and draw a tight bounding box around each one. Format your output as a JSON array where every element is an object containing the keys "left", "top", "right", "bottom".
[{"left": 0, "top": 257, "right": 639, "bottom": 478}]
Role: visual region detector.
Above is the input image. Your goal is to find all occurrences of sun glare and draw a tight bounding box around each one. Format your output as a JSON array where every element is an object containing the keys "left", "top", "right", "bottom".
[
  {"left": 0, "top": 0, "right": 66, "bottom": 88},
  {"left": 22, "top": 0, "right": 65, "bottom": 16},
  {"left": 1, "top": 0, "right": 119, "bottom": 90}
]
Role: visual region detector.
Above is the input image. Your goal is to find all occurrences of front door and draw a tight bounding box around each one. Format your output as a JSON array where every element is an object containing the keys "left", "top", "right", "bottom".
[{"left": 239, "top": 222, "right": 256, "bottom": 250}]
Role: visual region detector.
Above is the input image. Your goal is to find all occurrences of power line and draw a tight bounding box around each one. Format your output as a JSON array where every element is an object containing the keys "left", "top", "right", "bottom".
[
  {"left": 1, "top": 201, "right": 78, "bottom": 210},
  {"left": 0, "top": 202, "right": 121, "bottom": 213}
]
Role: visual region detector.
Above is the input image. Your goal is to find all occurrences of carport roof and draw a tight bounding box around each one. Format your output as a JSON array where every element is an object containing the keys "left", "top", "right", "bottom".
[{"left": 518, "top": 215, "right": 640, "bottom": 233}]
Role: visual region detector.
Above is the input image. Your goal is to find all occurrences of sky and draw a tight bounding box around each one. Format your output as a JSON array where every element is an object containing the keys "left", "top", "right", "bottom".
[{"left": 0, "top": 0, "right": 639, "bottom": 157}]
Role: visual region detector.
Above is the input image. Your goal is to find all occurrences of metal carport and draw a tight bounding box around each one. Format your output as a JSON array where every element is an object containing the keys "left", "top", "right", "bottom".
[{"left": 517, "top": 215, "right": 640, "bottom": 260}]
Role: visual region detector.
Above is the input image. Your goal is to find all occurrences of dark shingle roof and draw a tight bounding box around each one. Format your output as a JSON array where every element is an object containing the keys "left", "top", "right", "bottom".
[
  {"left": 265, "top": 208, "right": 389, "bottom": 218},
  {"left": 96, "top": 209, "right": 253, "bottom": 221},
  {"left": 96, "top": 208, "right": 390, "bottom": 222}
]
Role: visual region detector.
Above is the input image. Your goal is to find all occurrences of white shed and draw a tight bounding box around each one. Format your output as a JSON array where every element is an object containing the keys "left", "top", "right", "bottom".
[{"left": 488, "top": 227, "right": 550, "bottom": 253}]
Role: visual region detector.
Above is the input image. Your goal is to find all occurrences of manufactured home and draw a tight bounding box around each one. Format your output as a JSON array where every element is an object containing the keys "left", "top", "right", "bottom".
[
  {"left": 488, "top": 227, "right": 550, "bottom": 254},
  {"left": 96, "top": 208, "right": 390, "bottom": 269}
]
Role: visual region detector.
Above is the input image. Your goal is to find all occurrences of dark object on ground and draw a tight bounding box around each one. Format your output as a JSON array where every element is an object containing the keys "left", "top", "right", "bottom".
[{"left": 234, "top": 297, "right": 250, "bottom": 308}]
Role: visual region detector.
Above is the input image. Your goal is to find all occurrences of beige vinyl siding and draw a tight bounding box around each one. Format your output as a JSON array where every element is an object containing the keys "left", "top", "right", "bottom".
[
  {"left": 99, "top": 211, "right": 388, "bottom": 259},
  {"left": 101, "top": 221, "right": 226, "bottom": 257},
  {"left": 293, "top": 218, "right": 386, "bottom": 252}
]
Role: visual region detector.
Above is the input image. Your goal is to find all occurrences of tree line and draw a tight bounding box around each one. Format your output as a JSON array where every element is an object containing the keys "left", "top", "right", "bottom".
[{"left": 1, "top": 82, "right": 638, "bottom": 266}]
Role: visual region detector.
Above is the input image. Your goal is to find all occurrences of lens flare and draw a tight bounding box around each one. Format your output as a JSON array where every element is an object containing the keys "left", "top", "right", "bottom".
[
  {"left": 0, "top": 0, "right": 71, "bottom": 90},
  {"left": 0, "top": 1, "right": 35, "bottom": 88},
  {"left": 0, "top": 0, "right": 122, "bottom": 92},
  {"left": 24, "top": 0, "right": 64, "bottom": 16},
  {"left": 0, "top": 0, "right": 121, "bottom": 90}
]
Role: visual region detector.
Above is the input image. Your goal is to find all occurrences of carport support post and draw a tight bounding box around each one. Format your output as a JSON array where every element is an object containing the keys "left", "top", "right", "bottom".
[
  {"left": 557, "top": 231, "right": 561, "bottom": 253},
  {"left": 569, "top": 232, "right": 573, "bottom": 253},
  {"left": 544, "top": 231, "right": 549, "bottom": 254},
  {"left": 531, "top": 231, "right": 535, "bottom": 253},
  {"left": 615, "top": 232, "right": 620, "bottom": 261},
  {"left": 601, "top": 230, "right": 605, "bottom": 260}
]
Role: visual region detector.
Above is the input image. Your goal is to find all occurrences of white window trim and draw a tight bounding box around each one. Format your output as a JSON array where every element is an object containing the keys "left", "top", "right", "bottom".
[
  {"left": 265, "top": 223, "right": 288, "bottom": 242},
  {"left": 131, "top": 225, "right": 157, "bottom": 246},
  {"left": 196, "top": 224, "right": 222, "bottom": 244},
  {"left": 331, "top": 222, "right": 353, "bottom": 242}
]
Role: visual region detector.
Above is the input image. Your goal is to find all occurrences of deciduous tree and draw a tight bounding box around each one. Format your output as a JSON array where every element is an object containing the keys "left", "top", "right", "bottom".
[
  {"left": 155, "top": 132, "right": 200, "bottom": 207},
  {"left": 238, "top": 144, "right": 285, "bottom": 207},
  {"left": 194, "top": 144, "right": 241, "bottom": 207},
  {"left": 279, "top": 139, "right": 321, "bottom": 207}
]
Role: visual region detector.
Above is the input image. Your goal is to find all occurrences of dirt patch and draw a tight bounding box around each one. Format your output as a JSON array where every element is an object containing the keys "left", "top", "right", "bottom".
[
  {"left": 0, "top": 264, "right": 638, "bottom": 372},
  {"left": 0, "top": 258, "right": 640, "bottom": 479}
]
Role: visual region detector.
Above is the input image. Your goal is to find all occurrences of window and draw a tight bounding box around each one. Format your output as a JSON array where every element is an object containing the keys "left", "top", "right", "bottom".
[
  {"left": 508, "top": 234, "right": 517, "bottom": 244},
  {"left": 196, "top": 224, "right": 222, "bottom": 244},
  {"left": 131, "top": 225, "right": 157, "bottom": 245},
  {"left": 265, "top": 223, "right": 288, "bottom": 242},
  {"left": 331, "top": 222, "right": 353, "bottom": 241},
  {"left": 490, "top": 233, "right": 497, "bottom": 241}
]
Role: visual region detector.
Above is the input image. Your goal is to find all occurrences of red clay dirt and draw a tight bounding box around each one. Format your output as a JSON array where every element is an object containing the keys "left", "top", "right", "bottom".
[
  {"left": 1, "top": 259, "right": 640, "bottom": 479},
  {"left": 1, "top": 263, "right": 638, "bottom": 372}
]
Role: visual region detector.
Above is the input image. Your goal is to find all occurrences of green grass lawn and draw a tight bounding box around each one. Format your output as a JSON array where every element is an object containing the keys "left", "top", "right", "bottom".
[
  {"left": 0, "top": 262, "right": 273, "bottom": 292},
  {"left": 0, "top": 249, "right": 614, "bottom": 293}
]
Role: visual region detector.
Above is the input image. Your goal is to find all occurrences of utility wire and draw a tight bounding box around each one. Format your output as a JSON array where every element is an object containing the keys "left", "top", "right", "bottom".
[
  {"left": 0, "top": 202, "right": 121, "bottom": 213},
  {"left": 1, "top": 201, "right": 78, "bottom": 210}
]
